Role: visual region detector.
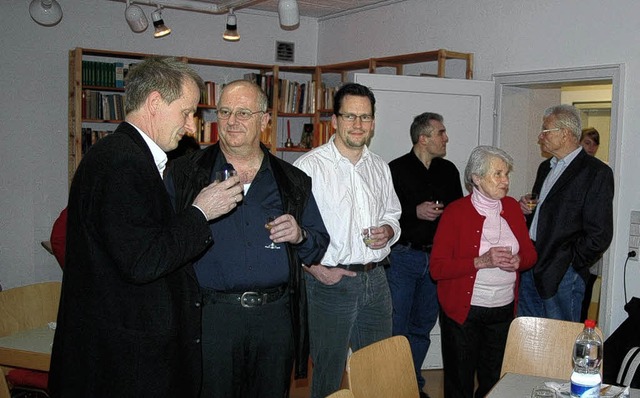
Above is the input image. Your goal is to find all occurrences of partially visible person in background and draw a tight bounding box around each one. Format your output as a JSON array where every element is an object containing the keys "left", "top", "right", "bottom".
[
  {"left": 579, "top": 127, "right": 602, "bottom": 321},
  {"left": 431, "top": 146, "right": 537, "bottom": 398},
  {"left": 580, "top": 127, "right": 600, "bottom": 157}
]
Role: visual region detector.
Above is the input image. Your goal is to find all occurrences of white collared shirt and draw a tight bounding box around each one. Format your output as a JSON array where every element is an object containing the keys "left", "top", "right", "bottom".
[
  {"left": 294, "top": 136, "right": 401, "bottom": 266},
  {"left": 128, "top": 122, "right": 168, "bottom": 179}
]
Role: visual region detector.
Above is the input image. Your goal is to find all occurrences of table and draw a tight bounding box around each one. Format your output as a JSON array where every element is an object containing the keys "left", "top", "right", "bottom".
[
  {"left": 487, "top": 373, "right": 640, "bottom": 397},
  {"left": 0, "top": 325, "right": 54, "bottom": 372}
]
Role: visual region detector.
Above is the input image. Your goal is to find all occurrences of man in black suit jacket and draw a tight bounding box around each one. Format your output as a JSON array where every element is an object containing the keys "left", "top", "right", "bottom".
[
  {"left": 517, "top": 104, "right": 613, "bottom": 321},
  {"left": 49, "top": 57, "right": 244, "bottom": 398}
]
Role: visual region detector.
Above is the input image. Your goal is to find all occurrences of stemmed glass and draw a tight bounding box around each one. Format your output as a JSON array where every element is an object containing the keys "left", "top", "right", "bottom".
[{"left": 265, "top": 216, "right": 281, "bottom": 250}]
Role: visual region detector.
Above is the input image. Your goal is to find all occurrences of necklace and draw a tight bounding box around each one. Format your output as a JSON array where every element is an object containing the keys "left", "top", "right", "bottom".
[{"left": 482, "top": 215, "right": 502, "bottom": 245}]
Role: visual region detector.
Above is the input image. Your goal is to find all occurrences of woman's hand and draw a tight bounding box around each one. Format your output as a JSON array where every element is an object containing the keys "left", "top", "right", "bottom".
[{"left": 474, "top": 246, "right": 515, "bottom": 270}]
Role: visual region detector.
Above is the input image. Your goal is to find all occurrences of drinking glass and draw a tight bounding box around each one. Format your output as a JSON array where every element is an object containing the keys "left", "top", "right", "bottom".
[
  {"left": 265, "top": 216, "right": 281, "bottom": 250},
  {"left": 525, "top": 192, "right": 539, "bottom": 211},
  {"left": 362, "top": 227, "right": 375, "bottom": 247},
  {"left": 215, "top": 169, "right": 238, "bottom": 182}
]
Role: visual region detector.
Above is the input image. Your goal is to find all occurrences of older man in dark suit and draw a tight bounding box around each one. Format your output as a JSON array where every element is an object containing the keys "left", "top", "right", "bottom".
[
  {"left": 49, "top": 57, "right": 244, "bottom": 398},
  {"left": 518, "top": 104, "right": 614, "bottom": 321}
]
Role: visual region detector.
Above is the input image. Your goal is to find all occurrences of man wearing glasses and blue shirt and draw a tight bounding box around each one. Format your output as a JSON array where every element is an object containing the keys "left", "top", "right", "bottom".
[
  {"left": 294, "top": 83, "right": 402, "bottom": 398},
  {"left": 166, "top": 80, "right": 329, "bottom": 398},
  {"left": 518, "top": 104, "right": 613, "bottom": 322}
]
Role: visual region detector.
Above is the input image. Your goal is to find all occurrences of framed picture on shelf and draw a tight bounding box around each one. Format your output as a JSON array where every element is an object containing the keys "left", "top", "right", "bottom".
[{"left": 300, "top": 123, "right": 314, "bottom": 148}]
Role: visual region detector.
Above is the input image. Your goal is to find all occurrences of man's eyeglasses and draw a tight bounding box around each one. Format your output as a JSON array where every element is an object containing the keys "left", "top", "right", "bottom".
[
  {"left": 216, "top": 108, "right": 265, "bottom": 121},
  {"left": 540, "top": 128, "right": 561, "bottom": 135},
  {"left": 337, "top": 113, "right": 374, "bottom": 123}
]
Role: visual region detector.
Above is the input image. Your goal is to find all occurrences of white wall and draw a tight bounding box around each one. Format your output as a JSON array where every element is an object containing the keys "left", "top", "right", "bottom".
[
  {"left": 0, "top": 0, "right": 318, "bottom": 290},
  {"left": 318, "top": 0, "right": 640, "bottom": 334}
]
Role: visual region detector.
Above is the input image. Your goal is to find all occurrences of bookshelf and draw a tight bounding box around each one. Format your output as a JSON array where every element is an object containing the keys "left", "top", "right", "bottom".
[{"left": 69, "top": 48, "right": 473, "bottom": 182}]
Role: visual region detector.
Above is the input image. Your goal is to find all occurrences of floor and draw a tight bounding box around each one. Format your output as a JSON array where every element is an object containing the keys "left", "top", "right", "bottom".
[{"left": 289, "top": 368, "right": 444, "bottom": 398}]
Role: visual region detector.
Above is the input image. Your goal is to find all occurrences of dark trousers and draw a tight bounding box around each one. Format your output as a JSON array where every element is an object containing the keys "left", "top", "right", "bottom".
[
  {"left": 440, "top": 302, "right": 514, "bottom": 398},
  {"left": 200, "top": 290, "right": 293, "bottom": 398}
]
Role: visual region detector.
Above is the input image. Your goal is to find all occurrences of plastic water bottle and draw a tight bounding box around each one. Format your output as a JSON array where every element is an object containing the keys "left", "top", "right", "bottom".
[{"left": 570, "top": 319, "right": 603, "bottom": 398}]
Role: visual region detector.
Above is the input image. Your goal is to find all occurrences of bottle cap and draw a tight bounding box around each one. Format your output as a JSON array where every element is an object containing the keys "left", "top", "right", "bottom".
[{"left": 585, "top": 319, "right": 596, "bottom": 328}]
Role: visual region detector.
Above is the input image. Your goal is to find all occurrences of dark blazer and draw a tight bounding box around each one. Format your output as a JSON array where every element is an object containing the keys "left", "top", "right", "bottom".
[
  {"left": 527, "top": 149, "right": 614, "bottom": 299},
  {"left": 49, "top": 123, "right": 213, "bottom": 398}
]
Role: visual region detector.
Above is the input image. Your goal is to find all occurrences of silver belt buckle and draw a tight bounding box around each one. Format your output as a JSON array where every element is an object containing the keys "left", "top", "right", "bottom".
[{"left": 240, "top": 291, "right": 266, "bottom": 308}]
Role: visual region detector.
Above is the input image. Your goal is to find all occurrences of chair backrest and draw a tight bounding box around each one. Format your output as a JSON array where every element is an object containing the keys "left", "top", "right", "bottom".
[
  {"left": 0, "top": 281, "right": 61, "bottom": 337},
  {"left": 325, "top": 389, "right": 355, "bottom": 398},
  {"left": 347, "top": 335, "right": 419, "bottom": 398},
  {"left": 501, "top": 316, "right": 603, "bottom": 379}
]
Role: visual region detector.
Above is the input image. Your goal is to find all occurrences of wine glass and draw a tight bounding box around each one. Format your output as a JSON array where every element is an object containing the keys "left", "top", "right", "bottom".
[{"left": 265, "top": 216, "right": 281, "bottom": 250}]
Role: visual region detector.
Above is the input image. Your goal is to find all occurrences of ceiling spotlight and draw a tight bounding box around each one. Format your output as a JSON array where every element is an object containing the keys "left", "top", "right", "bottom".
[
  {"left": 278, "top": 0, "right": 299, "bottom": 29},
  {"left": 223, "top": 9, "right": 239, "bottom": 42},
  {"left": 29, "top": 0, "right": 63, "bottom": 27},
  {"left": 125, "top": 0, "right": 148, "bottom": 33},
  {"left": 151, "top": 6, "right": 171, "bottom": 38}
]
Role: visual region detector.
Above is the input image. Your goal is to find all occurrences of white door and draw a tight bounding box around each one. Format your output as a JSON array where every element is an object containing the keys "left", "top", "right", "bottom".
[
  {"left": 354, "top": 73, "right": 495, "bottom": 190},
  {"left": 354, "top": 73, "right": 496, "bottom": 369}
]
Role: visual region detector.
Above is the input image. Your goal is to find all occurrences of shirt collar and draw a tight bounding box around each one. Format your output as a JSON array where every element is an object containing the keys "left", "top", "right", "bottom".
[
  {"left": 128, "top": 122, "right": 168, "bottom": 178},
  {"left": 551, "top": 146, "right": 582, "bottom": 169},
  {"left": 328, "top": 135, "right": 371, "bottom": 166}
]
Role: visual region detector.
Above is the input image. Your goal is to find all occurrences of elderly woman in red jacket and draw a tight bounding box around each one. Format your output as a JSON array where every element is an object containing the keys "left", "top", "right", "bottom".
[{"left": 431, "top": 145, "right": 537, "bottom": 398}]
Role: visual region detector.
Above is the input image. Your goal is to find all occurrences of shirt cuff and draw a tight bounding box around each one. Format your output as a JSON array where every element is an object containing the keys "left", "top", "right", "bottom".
[{"left": 191, "top": 204, "right": 208, "bottom": 220}]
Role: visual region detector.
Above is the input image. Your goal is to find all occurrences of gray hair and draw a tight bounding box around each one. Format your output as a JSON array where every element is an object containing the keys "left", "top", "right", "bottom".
[
  {"left": 544, "top": 104, "right": 582, "bottom": 140},
  {"left": 410, "top": 112, "right": 443, "bottom": 145},
  {"left": 220, "top": 79, "right": 269, "bottom": 112},
  {"left": 464, "top": 146, "right": 514, "bottom": 191},
  {"left": 124, "top": 57, "right": 205, "bottom": 114}
]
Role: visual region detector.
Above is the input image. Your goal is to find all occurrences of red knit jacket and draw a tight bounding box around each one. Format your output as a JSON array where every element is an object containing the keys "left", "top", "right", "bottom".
[{"left": 430, "top": 195, "right": 537, "bottom": 324}]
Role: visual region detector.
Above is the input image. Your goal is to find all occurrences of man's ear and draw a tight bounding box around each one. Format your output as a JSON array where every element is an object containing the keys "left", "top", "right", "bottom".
[{"left": 146, "top": 91, "right": 163, "bottom": 114}]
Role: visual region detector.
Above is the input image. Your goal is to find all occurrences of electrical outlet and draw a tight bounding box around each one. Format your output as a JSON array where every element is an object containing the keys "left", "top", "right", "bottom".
[{"left": 628, "top": 210, "right": 640, "bottom": 261}]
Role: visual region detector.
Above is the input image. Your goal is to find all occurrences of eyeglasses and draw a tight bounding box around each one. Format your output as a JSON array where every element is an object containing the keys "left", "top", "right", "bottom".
[
  {"left": 337, "top": 113, "right": 374, "bottom": 123},
  {"left": 540, "top": 128, "right": 562, "bottom": 135},
  {"left": 216, "top": 108, "right": 265, "bottom": 121}
]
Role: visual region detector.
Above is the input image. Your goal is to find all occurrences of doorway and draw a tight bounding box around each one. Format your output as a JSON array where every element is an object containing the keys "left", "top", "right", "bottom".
[{"left": 493, "top": 64, "right": 624, "bottom": 334}]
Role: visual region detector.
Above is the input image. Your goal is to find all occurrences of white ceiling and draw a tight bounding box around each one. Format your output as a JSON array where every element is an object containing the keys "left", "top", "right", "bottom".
[{"left": 194, "top": 0, "right": 408, "bottom": 19}]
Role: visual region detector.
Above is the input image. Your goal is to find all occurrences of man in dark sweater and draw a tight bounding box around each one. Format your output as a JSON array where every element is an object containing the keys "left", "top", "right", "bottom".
[{"left": 387, "top": 112, "right": 463, "bottom": 398}]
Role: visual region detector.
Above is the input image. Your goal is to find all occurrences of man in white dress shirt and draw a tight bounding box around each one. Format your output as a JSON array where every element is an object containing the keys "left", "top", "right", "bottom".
[{"left": 294, "top": 83, "right": 402, "bottom": 398}]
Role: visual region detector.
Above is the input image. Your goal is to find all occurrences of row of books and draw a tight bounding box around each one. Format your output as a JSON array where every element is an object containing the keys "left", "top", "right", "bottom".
[
  {"left": 82, "top": 90, "right": 125, "bottom": 121},
  {"left": 243, "top": 73, "right": 276, "bottom": 108},
  {"left": 81, "top": 128, "right": 112, "bottom": 155},
  {"left": 313, "top": 120, "right": 335, "bottom": 148},
  {"left": 278, "top": 79, "right": 315, "bottom": 114},
  {"left": 82, "top": 61, "right": 131, "bottom": 88},
  {"left": 192, "top": 116, "right": 219, "bottom": 144},
  {"left": 200, "top": 81, "right": 223, "bottom": 107}
]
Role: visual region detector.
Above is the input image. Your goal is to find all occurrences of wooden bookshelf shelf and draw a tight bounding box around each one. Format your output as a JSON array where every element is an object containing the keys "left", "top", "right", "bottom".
[{"left": 69, "top": 47, "right": 473, "bottom": 183}]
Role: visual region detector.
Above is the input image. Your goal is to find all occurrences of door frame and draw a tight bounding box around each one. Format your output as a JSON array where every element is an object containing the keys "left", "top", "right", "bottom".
[{"left": 493, "top": 64, "right": 625, "bottom": 334}]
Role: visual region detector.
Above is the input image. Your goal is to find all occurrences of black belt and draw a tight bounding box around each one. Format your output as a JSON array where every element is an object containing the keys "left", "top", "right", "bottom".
[
  {"left": 336, "top": 257, "right": 389, "bottom": 272},
  {"left": 397, "top": 241, "right": 432, "bottom": 253},
  {"left": 206, "top": 285, "right": 287, "bottom": 308}
]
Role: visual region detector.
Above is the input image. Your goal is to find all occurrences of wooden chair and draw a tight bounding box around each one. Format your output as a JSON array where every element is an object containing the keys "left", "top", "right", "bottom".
[
  {"left": 0, "top": 281, "right": 61, "bottom": 398},
  {"left": 500, "top": 316, "right": 603, "bottom": 380},
  {"left": 346, "top": 335, "right": 419, "bottom": 398},
  {"left": 326, "top": 389, "right": 355, "bottom": 398}
]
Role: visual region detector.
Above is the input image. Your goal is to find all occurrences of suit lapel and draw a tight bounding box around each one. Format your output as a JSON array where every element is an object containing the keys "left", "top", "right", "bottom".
[{"left": 544, "top": 150, "right": 586, "bottom": 201}]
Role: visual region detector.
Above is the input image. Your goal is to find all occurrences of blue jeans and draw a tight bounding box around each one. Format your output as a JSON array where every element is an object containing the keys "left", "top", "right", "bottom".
[
  {"left": 518, "top": 265, "right": 585, "bottom": 321},
  {"left": 387, "top": 244, "right": 439, "bottom": 390},
  {"left": 305, "top": 265, "right": 392, "bottom": 398}
]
